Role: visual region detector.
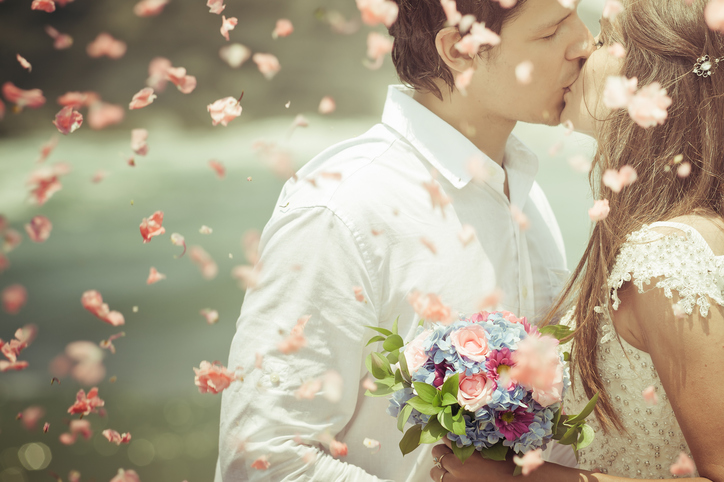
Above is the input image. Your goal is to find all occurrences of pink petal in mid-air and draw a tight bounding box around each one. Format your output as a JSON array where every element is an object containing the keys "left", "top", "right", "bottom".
[
  {"left": 171, "top": 232, "right": 186, "bottom": 257},
  {"left": 513, "top": 448, "right": 544, "bottom": 475},
  {"left": 86, "top": 33, "right": 127, "bottom": 59},
  {"left": 454, "top": 22, "right": 500, "bottom": 56},
  {"left": 129, "top": 87, "right": 156, "bottom": 110},
  {"left": 133, "top": 0, "right": 169, "bottom": 17},
  {"left": 677, "top": 161, "right": 692, "bottom": 178},
  {"left": 139, "top": 210, "right": 165, "bottom": 243},
  {"left": 669, "top": 452, "right": 696, "bottom": 477},
  {"left": 318, "top": 96, "right": 336, "bottom": 114},
  {"left": 207, "top": 0, "right": 225, "bottom": 14},
  {"left": 207, "top": 96, "right": 242, "bottom": 126},
  {"left": 165, "top": 66, "right": 197, "bottom": 94},
  {"left": 588, "top": 199, "right": 610, "bottom": 221},
  {"left": 608, "top": 42, "right": 626, "bottom": 59},
  {"left": 199, "top": 225, "right": 212, "bottom": 234},
  {"left": 16, "top": 54, "right": 32, "bottom": 72},
  {"left": 627, "top": 81, "right": 672, "bottom": 128},
  {"left": 200, "top": 308, "right": 219, "bottom": 324},
  {"left": 110, "top": 469, "right": 141, "bottom": 482},
  {"left": 353, "top": 286, "right": 365, "bottom": 302},
  {"left": 356, "top": 0, "right": 398, "bottom": 27},
  {"left": 193, "top": 360, "right": 237, "bottom": 394},
  {"left": 44, "top": 25, "right": 73, "bottom": 49},
  {"left": 458, "top": 224, "right": 477, "bottom": 247},
  {"left": 278, "top": 315, "right": 310, "bottom": 354},
  {"left": 25, "top": 215, "right": 52, "bottom": 242},
  {"left": 31, "top": 0, "right": 56, "bottom": 12},
  {"left": 251, "top": 455, "right": 270, "bottom": 470},
  {"left": 189, "top": 245, "right": 218, "bottom": 279},
  {"left": 219, "top": 43, "right": 251, "bottom": 68},
  {"left": 88, "top": 102, "right": 125, "bottom": 130},
  {"left": 364, "top": 32, "right": 393, "bottom": 70},
  {"left": 146, "top": 57, "right": 172, "bottom": 92},
  {"left": 252, "top": 53, "right": 281, "bottom": 80},
  {"left": 440, "top": 0, "right": 462, "bottom": 26},
  {"left": 36, "top": 135, "right": 59, "bottom": 163},
  {"left": 706, "top": 0, "right": 724, "bottom": 33},
  {"left": 220, "top": 15, "right": 238, "bottom": 41},
  {"left": 209, "top": 160, "right": 226, "bottom": 178},
  {"left": 642, "top": 385, "right": 659, "bottom": 406},
  {"left": 103, "top": 429, "right": 132, "bottom": 445},
  {"left": 131, "top": 128, "right": 149, "bottom": 156},
  {"left": 602, "top": 165, "right": 637, "bottom": 193},
  {"left": 146, "top": 267, "right": 166, "bottom": 285},
  {"left": 455, "top": 67, "right": 474, "bottom": 96},
  {"left": 330, "top": 439, "right": 348, "bottom": 458},
  {"left": 602, "top": 0, "right": 623, "bottom": 20},
  {"left": 603, "top": 75, "right": 637, "bottom": 109},
  {"left": 2, "top": 284, "right": 28, "bottom": 314},
  {"left": 2, "top": 82, "right": 46, "bottom": 109},
  {"left": 273, "top": 19, "right": 294, "bottom": 38},
  {"left": 81, "top": 290, "right": 125, "bottom": 326},
  {"left": 52, "top": 106, "right": 83, "bottom": 135}
]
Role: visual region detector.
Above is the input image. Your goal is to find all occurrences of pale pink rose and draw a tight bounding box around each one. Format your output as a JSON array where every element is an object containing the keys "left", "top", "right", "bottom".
[
  {"left": 440, "top": 0, "right": 462, "bottom": 26},
  {"left": 86, "top": 33, "right": 126, "bottom": 59},
  {"left": 330, "top": 439, "right": 348, "bottom": 457},
  {"left": 53, "top": 106, "right": 83, "bottom": 135},
  {"left": 602, "top": 165, "right": 637, "bottom": 193},
  {"left": 513, "top": 448, "right": 544, "bottom": 475},
  {"left": 318, "top": 96, "right": 336, "bottom": 114},
  {"left": 207, "top": 0, "right": 225, "bottom": 14},
  {"left": 457, "top": 371, "right": 496, "bottom": 411},
  {"left": 131, "top": 128, "right": 148, "bottom": 156},
  {"left": 251, "top": 455, "right": 270, "bottom": 470},
  {"left": 450, "top": 324, "right": 489, "bottom": 362},
  {"left": 642, "top": 385, "right": 659, "bottom": 406},
  {"left": 403, "top": 329, "right": 432, "bottom": 373},
  {"left": 129, "top": 87, "right": 156, "bottom": 110},
  {"left": 670, "top": 452, "right": 696, "bottom": 476},
  {"left": 628, "top": 82, "right": 672, "bottom": 128},
  {"left": 87, "top": 102, "right": 124, "bottom": 130},
  {"left": 103, "top": 429, "right": 131, "bottom": 444},
  {"left": 25, "top": 215, "right": 52, "bottom": 242},
  {"left": 81, "top": 290, "right": 125, "bottom": 326},
  {"left": 407, "top": 291, "right": 453, "bottom": 324},
  {"left": 455, "top": 22, "right": 500, "bottom": 56},
  {"left": 356, "top": 0, "right": 398, "bottom": 27},
  {"left": 602, "top": 0, "right": 623, "bottom": 20},
  {"left": 193, "top": 360, "right": 237, "bottom": 394},
  {"left": 133, "top": 0, "right": 168, "bottom": 17},
  {"left": 32, "top": 0, "right": 55, "bottom": 12},
  {"left": 219, "top": 43, "right": 251, "bottom": 68},
  {"left": 515, "top": 61, "right": 533, "bottom": 85},
  {"left": 253, "top": 53, "right": 281, "bottom": 80},
  {"left": 588, "top": 199, "right": 610, "bottom": 221},
  {"left": 189, "top": 246, "right": 218, "bottom": 280},
  {"left": 273, "top": 19, "right": 294, "bottom": 38},
  {"left": 146, "top": 57, "right": 172, "bottom": 91},
  {"left": 146, "top": 267, "right": 166, "bottom": 284},
  {"left": 45, "top": 26, "right": 73, "bottom": 50},
  {"left": 364, "top": 32, "right": 393, "bottom": 70},
  {"left": 2, "top": 284, "right": 27, "bottom": 314},
  {"left": 2, "top": 82, "right": 46, "bottom": 109},
  {"left": 608, "top": 42, "right": 626, "bottom": 59},
  {"left": 603, "top": 75, "right": 637, "bottom": 109},
  {"left": 510, "top": 335, "right": 564, "bottom": 407},
  {"left": 677, "top": 161, "right": 692, "bottom": 178},
  {"left": 17, "top": 54, "right": 32, "bottom": 72},
  {"left": 220, "top": 15, "right": 238, "bottom": 40},
  {"left": 706, "top": 0, "right": 724, "bottom": 33},
  {"left": 139, "top": 210, "right": 165, "bottom": 242},
  {"left": 110, "top": 468, "right": 141, "bottom": 482},
  {"left": 165, "top": 66, "right": 197, "bottom": 94},
  {"left": 209, "top": 160, "right": 225, "bottom": 178},
  {"left": 207, "top": 96, "right": 242, "bottom": 126},
  {"left": 455, "top": 67, "right": 475, "bottom": 96},
  {"left": 200, "top": 308, "right": 219, "bottom": 324},
  {"left": 20, "top": 405, "right": 45, "bottom": 430}
]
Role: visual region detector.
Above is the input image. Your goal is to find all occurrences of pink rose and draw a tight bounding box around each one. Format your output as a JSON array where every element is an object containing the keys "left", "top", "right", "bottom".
[
  {"left": 403, "top": 329, "right": 431, "bottom": 373},
  {"left": 457, "top": 372, "right": 496, "bottom": 412},
  {"left": 510, "top": 335, "right": 564, "bottom": 407},
  {"left": 449, "top": 324, "right": 489, "bottom": 362}
]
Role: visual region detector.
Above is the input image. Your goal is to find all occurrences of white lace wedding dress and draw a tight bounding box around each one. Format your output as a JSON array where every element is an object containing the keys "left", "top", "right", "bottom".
[{"left": 561, "top": 221, "right": 723, "bottom": 478}]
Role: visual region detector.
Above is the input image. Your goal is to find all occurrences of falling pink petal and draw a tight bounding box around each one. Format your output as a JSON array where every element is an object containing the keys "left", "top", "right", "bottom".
[
  {"left": 208, "top": 160, "right": 226, "bottom": 178},
  {"left": 568, "top": 154, "right": 591, "bottom": 173},
  {"left": 59, "top": 419, "right": 92, "bottom": 445},
  {"left": 110, "top": 469, "right": 141, "bottom": 482},
  {"left": 86, "top": 33, "right": 127, "bottom": 59},
  {"left": 677, "top": 161, "right": 692, "bottom": 178},
  {"left": 0, "top": 99, "right": 5, "bottom": 121},
  {"left": 330, "top": 439, "right": 348, "bottom": 458},
  {"left": 87, "top": 101, "right": 125, "bottom": 130},
  {"left": 36, "top": 135, "right": 59, "bottom": 163},
  {"left": 562, "top": 120, "right": 574, "bottom": 135},
  {"left": 133, "top": 0, "right": 169, "bottom": 17},
  {"left": 602, "top": 165, "right": 637, "bottom": 193},
  {"left": 478, "top": 287, "right": 503, "bottom": 311},
  {"left": 200, "top": 308, "right": 219, "bottom": 324},
  {"left": 362, "top": 377, "right": 377, "bottom": 391},
  {"left": 353, "top": 286, "right": 365, "bottom": 302},
  {"left": 295, "top": 378, "right": 322, "bottom": 400},
  {"left": 146, "top": 57, "right": 172, "bottom": 92},
  {"left": 642, "top": 385, "right": 658, "bottom": 406},
  {"left": 455, "top": 22, "right": 500, "bottom": 56},
  {"left": 251, "top": 455, "right": 270, "bottom": 470},
  {"left": 0, "top": 254, "right": 9, "bottom": 274},
  {"left": 207, "top": 0, "right": 225, "bottom": 14},
  {"left": 140, "top": 211, "right": 165, "bottom": 243},
  {"left": 628, "top": 82, "right": 672, "bottom": 128},
  {"left": 588, "top": 199, "right": 610, "bottom": 221},
  {"left": 81, "top": 290, "right": 125, "bottom": 326},
  {"left": 2, "top": 82, "right": 46, "bottom": 109},
  {"left": 130, "top": 128, "right": 148, "bottom": 156},
  {"left": 422, "top": 177, "right": 451, "bottom": 217},
  {"left": 253, "top": 53, "right": 281, "bottom": 80},
  {"left": 455, "top": 67, "right": 474, "bottom": 96},
  {"left": 19, "top": 406, "right": 45, "bottom": 431},
  {"left": 189, "top": 245, "right": 218, "bottom": 280},
  {"left": 322, "top": 370, "right": 343, "bottom": 403},
  {"left": 231, "top": 264, "right": 261, "bottom": 289},
  {"left": 25, "top": 215, "right": 52, "bottom": 242},
  {"left": 103, "top": 429, "right": 132, "bottom": 444},
  {"left": 165, "top": 66, "right": 197, "bottom": 94},
  {"left": 146, "top": 267, "right": 166, "bottom": 285},
  {"left": 4, "top": 228, "right": 23, "bottom": 252},
  {"left": 26, "top": 162, "right": 70, "bottom": 206},
  {"left": 52, "top": 106, "right": 83, "bottom": 135},
  {"left": 2, "top": 284, "right": 27, "bottom": 314},
  {"left": 420, "top": 237, "right": 437, "bottom": 254},
  {"left": 199, "top": 225, "right": 212, "bottom": 234},
  {"left": 608, "top": 42, "right": 626, "bottom": 59},
  {"left": 706, "top": 0, "right": 724, "bottom": 33},
  {"left": 289, "top": 114, "right": 309, "bottom": 135},
  {"left": 302, "top": 449, "right": 317, "bottom": 464},
  {"left": 171, "top": 232, "right": 186, "bottom": 257},
  {"left": 242, "top": 229, "right": 261, "bottom": 264},
  {"left": 669, "top": 452, "right": 696, "bottom": 477},
  {"left": 548, "top": 141, "right": 564, "bottom": 156},
  {"left": 513, "top": 448, "right": 544, "bottom": 475},
  {"left": 254, "top": 352, "right": 263, "bottom": 369},
  {"left": 193, "top": 360, "right": 237, "bottom": 394},
  {"left": 129, "top": 87, "right": 156, "bottom": 110},
  {"left": 207, "top": 96, "right": 242, "bottom": 126},
  {"left": 602, "top": 0, "right": 623, "bottom": 20},
  {"left": 362, "top": 437, "right": 381, "bottom": 453},
  {"left": 43, "top": 422, "right": 50, "bottom": 432},
  {"left": 408, "top": 291, "right": 453, "bottom": 323},
  {"left": 458, "top": 224, "right": 477, "bottom": 247},
  {"left": 45, "top": 25, "right": 73, "bottom": 49},
  {"left": 220, "top": 15, "right": 238, "bottom": 41},
  {"left": 99, "top": 331, "right": 125, "bottom": 354},
  {"left": 219, "top": 43, "right": 251, "bottom": 68},
  {"left": 440, "top": 0, "right": 462, "bottom": 26},
  {"left": 273, "top": 19, "right": 294, "bottom": 38},
  {"left": 318, "top": 96, "right": 336, "bottom": 114},
  {"left": 32, "top": 0, "right": 55, "bottom": 12},
  {"left": 0, "top": 359, "right": 29, "bottom": 372},
  {"left": 364, "top": 32, "right": 393, "bottom": 70},
  {"left": 356, "top": 0, "right": 398, "bottom": 27},
  {"left": 515, "top": 61, "right": 533, "bottom": 85},
  {"left": 16, "top": 54, "right": 32, "bottom": 72},
  {"left": 91, "top": 170, "right": 108, "bottom": 183},
  {"left": 67, "top": 387, "right": 105, "bottom": 417},
  {"left": 603, "top": 75, "right": 637, "bottom": 109},
  {"left": 278, "top": 315, "right": 310, "bottom": 354},
  {"left": 510, "top": 204, "right": 529, "bottom": 230}
]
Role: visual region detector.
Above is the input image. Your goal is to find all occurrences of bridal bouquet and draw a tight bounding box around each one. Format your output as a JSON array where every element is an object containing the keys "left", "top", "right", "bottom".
[{"left": 365, "top": 311, "right": 598, "bottom": 469}]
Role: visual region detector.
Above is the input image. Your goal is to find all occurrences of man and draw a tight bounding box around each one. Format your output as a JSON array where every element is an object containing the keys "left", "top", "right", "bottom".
[{"left": 215, "top": 0, "right": 594, "bottom": 480}]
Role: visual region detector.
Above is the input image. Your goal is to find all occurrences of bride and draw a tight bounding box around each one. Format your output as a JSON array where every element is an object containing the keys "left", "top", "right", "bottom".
[{"left": 429, "top": 0, "right": 724, "bottom": 480}]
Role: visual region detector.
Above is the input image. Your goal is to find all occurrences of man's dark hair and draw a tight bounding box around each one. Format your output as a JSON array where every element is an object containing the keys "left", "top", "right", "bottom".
[{"left": 388, "top": 0, "right": 529, "bottom": 100}]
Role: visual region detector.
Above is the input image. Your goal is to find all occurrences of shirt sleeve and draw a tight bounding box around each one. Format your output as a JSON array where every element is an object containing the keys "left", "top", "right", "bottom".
[{"left": 216, "top": 205, "right": 392, "bottom": 482}]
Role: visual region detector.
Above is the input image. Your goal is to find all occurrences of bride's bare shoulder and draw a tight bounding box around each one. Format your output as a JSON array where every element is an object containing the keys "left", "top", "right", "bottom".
[{"left": 657, "top": 214, "right": 724, "bottom": 256}]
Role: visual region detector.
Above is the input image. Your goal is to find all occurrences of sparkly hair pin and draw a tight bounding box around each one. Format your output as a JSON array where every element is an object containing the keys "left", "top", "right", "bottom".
[{"left": 693, "top": 55, "right": 724, "bottom": 77}]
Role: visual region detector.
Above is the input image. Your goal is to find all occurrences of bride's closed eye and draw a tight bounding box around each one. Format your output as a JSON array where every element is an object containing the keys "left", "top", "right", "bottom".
[{"left": 595, "top": 38, "right": 604, "bottom": 49}]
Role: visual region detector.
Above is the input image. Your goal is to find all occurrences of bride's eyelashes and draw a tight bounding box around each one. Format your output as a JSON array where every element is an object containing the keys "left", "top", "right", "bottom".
[
  {"left": 540, "top": 29, "right": 559, "bottom": 41},
  {"left": 595, "top": 39, "right": 604, "bottom": 49}
]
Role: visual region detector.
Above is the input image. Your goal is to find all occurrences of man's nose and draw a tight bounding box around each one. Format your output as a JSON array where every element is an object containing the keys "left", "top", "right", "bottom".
[{"left": 566, "top": 19, "right": 596, "bottom": 61}]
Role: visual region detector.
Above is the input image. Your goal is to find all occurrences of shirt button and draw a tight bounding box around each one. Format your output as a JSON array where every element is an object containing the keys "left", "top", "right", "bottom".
[{"left": 522, "top": 287, "right": 528, "bottom": 299}]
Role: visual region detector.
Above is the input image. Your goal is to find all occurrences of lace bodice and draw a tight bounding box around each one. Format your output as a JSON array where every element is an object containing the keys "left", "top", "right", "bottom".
[{"left": 562, "top": 221, "right": 724, "bottom": 478}]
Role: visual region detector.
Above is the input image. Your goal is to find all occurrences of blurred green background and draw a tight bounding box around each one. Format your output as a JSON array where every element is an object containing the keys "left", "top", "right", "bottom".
[{"left": 0, "top": 0, "right": 603, "bottom": 481}]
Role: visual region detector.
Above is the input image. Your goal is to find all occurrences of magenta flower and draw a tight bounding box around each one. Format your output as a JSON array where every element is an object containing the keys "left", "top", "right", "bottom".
[
  {"left": 495, "top": 407, "right": 534, "bottom": 441},
  {"left": 485, "top": 348, "right": 515, "bottom": 383}
]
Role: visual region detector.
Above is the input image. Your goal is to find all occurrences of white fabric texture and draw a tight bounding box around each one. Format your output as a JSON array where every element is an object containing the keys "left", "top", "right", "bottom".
[
  {"left": 214, "top": 85, "right": 571, "bottom": 481},
  {"left": 563, "top": 221, "right": 721, "bottom": 478}
]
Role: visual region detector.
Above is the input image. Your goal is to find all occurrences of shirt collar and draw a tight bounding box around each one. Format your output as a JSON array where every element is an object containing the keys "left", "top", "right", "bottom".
[{"left": 380, "top": 85, "right": 538, "bottom": 197}]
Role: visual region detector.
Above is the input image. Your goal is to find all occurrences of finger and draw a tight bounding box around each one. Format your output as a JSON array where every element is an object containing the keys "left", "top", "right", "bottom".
[
  {"left": 430, "top": 465, "right": 452, "bottom": 482},
  {"left": 442, "top": 436, "right": 453, "bottom": 449},
  {"left": 431, "top": 443, "right": 452, "bottom": 459}
]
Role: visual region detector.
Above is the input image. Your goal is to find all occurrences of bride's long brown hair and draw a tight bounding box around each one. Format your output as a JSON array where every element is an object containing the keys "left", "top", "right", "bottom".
[{"left": 542, "top": 0, "right": 724, "bottom": 433}]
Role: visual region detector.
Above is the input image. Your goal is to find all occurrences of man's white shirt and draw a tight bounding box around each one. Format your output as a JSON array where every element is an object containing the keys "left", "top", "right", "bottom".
[{"left": 214, "top": 85, "right": 571, "bottom": 481}]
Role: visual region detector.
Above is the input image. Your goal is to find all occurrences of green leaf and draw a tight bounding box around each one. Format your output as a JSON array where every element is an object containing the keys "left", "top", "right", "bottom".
[
  {"left": 392, "top": 316, "right": 399, "bottom": 336},
  {"left": 552, "top": 406, "right": 562, "bottom": 433},
  {"left": 557, "top": 423, "right": 581, "bottom": 445},
  {"left": 451, "top": 411, "right": 466, "bottom": 436},
  {"left": 370, "top": 352, "right": 393, "bottom": 379},
  {"left": 420, "top": 424, "right": 444, "bottom": 444},
  {"left": 366, "top": 335, "right": 386, "bottom": 347},
  {"left": 365, "top": 353, "right": 386, "bottom": 379},
  {"left": 383, "top": 334, "right": 405, "bottom": 352},
  {"left": 442, "top": 392, "right": 458, "bottom": 406},
  {"left": 539, "top": 324, "right": 574, "bottom": 341},
  {"left": 399, "top": 424, "right": 422, "bottom": 456},
  {"left": 424, "top": 415, "right": 448, "bottom": 439},
  {"left": 440, "top": 406, "right": 454, "bottom": 432},
  {"left": 563, "top": 351, "right": 570, "bottom": 362},
  {"left": 397, "top": 403, "right": 413, "bottom": 432},
  {"left": 394, "top": 368, "right": 403, "bottom": 385},
  {"left": 413, "top": 382, "right": 438, "bottom": 403},
  {"left": 577, "top": 424, "right": 595, "bottom": 450},
  {"left": 406, "top": 396, "right": 442, "bottom": 415},
  {"left": 440, "top": 372, "right": 459, "bottom": 398},
  {"left": 451, "top": 441, "right": 477, "bottom": 464},
  {"left": 386, "top": 350, "right": 399, "bottom": 365},
  {"left": 513, "top": 465, "right": 523, "bottom": 477},
  {"left": 398, "top": 351, "right": 412, "bottom": 383},
  {"left": 480, "top": 442, "right": 509, "bottom": 461},
  {"left": 365, "top": 385, "right": 395, "bottom": 397},
  {"left": 567, "top": 392, "right": 599, "bottom": 425},
  {"left": 418, "top": 319, "right": 425, "bottom": 327},
  {"left": 364, "top": 325, "right": 393, "bottom": 337}
]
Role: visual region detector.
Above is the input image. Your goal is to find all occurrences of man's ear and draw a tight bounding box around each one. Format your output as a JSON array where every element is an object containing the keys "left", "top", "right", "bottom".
[{"left": 435, "top": 26, "right": 476, "bottom": 74}]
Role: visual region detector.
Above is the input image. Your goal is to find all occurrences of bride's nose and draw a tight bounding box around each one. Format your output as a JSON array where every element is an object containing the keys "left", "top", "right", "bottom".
[{"left": 566, "top": 18, "right": 596, "bottom": 62}]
